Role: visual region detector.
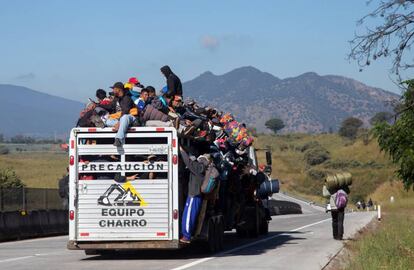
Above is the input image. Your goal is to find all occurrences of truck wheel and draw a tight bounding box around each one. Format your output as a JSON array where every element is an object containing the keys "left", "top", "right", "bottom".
[
  {"left": 236, "top": 227, "right": 247, "bottom": 238},
  {"left": 215, "top": 217, "right": 224, "bottom": 251},
  {"left": 260, "top": 218, "right": 269, "bottom": 235},
  {"left": 207, "top": 218, "right": 217, "bottom": 253},
  {"left": 248, "top": 206, "right": 260, "bottom": 238}
]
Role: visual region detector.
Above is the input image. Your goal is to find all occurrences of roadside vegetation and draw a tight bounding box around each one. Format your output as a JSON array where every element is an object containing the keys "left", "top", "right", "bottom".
[
  {"left": 0, "top": 152, "right": 67, "bottom": 188},
  {"left": 254, "top": 132, "right": 397, "bottom": 204},
  {"left": 343, "top": 182, "right": 414, "bottom": 270}
]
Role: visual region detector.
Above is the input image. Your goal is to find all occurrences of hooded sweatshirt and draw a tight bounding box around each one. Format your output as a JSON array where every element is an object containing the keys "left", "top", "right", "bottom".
[{"left": 160, "top": 65, "right": 183, "bottom": 97}]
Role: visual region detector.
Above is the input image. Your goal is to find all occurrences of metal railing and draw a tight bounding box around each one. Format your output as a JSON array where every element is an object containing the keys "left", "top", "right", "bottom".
[{"left": 0, "top": 187, "right": 66, "bottom": 212}]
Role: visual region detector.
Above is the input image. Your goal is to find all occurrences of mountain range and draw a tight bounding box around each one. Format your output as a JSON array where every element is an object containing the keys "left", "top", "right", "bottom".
[
  {"left": 183, "top": 66, "right": 399, "bottom": 133},
  {"left": 0, "top": 67, "right": 399, "bottom": 137},
  {"left": 0, "top": 84, "right": 84, "bottom": 138}
]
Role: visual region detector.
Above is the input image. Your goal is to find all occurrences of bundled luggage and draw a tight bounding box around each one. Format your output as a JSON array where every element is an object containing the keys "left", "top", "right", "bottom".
[
  {"left": 325, "top": 172, "right": 352, "bottom": 192},
  {"left": 220, "top": 113, "right": 254, "bottom": 151}
]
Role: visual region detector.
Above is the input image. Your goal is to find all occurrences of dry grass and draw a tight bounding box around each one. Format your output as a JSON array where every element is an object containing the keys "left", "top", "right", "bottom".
[
  {"left": 343, "top": 183, "right": 414, "bottom": 270},
  {"left": 0, "top": 152, "right": 68, "bottom": 188},
  {"left": 254, "top": 133, "right": 398, "bottom": 203}
]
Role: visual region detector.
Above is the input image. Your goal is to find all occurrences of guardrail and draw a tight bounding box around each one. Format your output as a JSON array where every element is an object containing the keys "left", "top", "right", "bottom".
[
  {"left": 0, "top": 187, "right": 68, "bottom": 242},
  {"left": 266, "top": 199, "right": 303, "bottom": 215},
  {"left": 279, "top": 191, "right": 326, "bottom": 209}
]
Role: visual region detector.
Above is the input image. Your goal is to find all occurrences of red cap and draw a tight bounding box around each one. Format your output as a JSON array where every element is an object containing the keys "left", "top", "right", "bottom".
[{"left": 128, "top": 77, "right": 139, "bottom": 84}]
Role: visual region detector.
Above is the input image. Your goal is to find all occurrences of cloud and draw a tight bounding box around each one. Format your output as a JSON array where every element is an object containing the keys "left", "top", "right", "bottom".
[
  {"left": 14, "top": 72, "right": 36, "bottom": 81},
  {"left": 200, "top": 35, "right": 220, "bottom": 51}
]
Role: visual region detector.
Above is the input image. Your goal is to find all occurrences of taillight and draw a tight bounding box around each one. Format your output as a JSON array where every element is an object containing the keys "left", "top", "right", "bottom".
[
  {"left": 172, "top": 155, "right": 178, "bottom": 165},
  {"left": 88, "top": 128, "right": 97, "bottom": 132},
  {"left": 156, "top": 127, "right": 165, "bottom": 132},
  {"left": 69, "top": 155, "right": 74, "bottom": 166},
  {"left": 70, "top": 140, "right": 74, "bottom": 149},
  {"left": 172, "top": 139, "right": 176, "bottom": 148},
  {"left": 69, "top": 210, "right": 74, "bottom": 220},
  {"left": 173, "top": 209, "right": 178, "bottom": 220}
]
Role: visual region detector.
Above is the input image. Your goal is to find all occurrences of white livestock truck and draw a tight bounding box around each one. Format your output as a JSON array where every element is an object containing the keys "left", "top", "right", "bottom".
[{"left": 67, "top": 127, "right": 278, "bottom": 255}]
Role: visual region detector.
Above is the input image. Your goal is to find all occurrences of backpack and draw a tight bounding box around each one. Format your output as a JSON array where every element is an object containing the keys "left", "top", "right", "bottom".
[
  {"left": 77, "top": 109, "right": 105, "bottom": 128},
  {"left": 335, "top": 189, "right": 348, "bottom": 209},
  {"left": 201, "top": 163, "right": 220, "bottom": 194}
]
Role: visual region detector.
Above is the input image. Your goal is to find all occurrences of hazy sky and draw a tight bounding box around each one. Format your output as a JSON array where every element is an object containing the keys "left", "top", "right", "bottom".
[{"left": 0, "top": 0, "right": 401, "bottom": 102}]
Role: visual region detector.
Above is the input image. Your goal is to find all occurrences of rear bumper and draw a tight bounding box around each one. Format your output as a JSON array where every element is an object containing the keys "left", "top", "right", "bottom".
[{"left": 67, "top": 240, "right": 181, "bottom": 250}]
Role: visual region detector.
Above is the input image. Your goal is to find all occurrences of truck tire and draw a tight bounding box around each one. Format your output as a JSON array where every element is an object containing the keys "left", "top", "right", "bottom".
[
  {"left": 215, "top": 216, "right": 224, "bottom": 251},
  {"left": 236, "top": 227, "right": 247, "bottom": 238},
  {"left": 207, "top": 218, "right": 217, "bottom": 253},
  {"left": 247, "top": 206, "right": 260, "bottom": 238},
  {"left": 260, "top": 218, "right": 269, "bottom": 235}
]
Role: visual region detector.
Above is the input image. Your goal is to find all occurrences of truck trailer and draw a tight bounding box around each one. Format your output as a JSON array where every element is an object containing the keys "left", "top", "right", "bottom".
[{"left": 67, "top": 127, "right": 278, "bottom": 255}]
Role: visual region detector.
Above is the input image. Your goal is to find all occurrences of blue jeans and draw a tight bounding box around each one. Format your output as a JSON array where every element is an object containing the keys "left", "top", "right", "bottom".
[
  {"left": 106, "top": 114, "right": 135, "bottom": 143},
  {"left": 181, "top": 195, "right": 202, "bottom": 240}
]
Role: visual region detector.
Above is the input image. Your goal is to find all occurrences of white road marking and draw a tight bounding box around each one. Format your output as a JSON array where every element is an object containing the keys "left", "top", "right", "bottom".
[
  {"left": 0, "top": 236, "right": 67, "bottom": 246},
  {"left": 170, "top": 217, "right": 331, "bottom": 270},
  {"left": 0, "top": 252, "right": 62, "bottom": 263}
]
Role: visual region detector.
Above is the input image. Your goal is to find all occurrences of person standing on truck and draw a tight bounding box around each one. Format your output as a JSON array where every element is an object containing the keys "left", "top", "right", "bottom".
[
  {"left": 160, "top": 65, "right": 182, "bottom": 98},
  {"left": 179, "top": 146, "right": 210, "bottom": 244},
  {"left": 98, "top": 82, "right": 136, "bottom": 147}
]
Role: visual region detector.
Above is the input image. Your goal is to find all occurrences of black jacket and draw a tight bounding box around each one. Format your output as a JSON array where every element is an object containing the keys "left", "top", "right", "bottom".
[
  {"left": 98, "top": 95, "right": 134, "bottom": 116},
  {"left": 180, "top": 148, "right": 205, "bottom": 197},
  {"left": 160, "top": 65, "right": 183, "bottom": 97}
]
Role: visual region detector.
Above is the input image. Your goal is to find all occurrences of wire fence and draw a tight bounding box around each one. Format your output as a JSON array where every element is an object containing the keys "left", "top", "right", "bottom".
[{"left": 0, "top": 187, "right": 66, "bottom": 212}]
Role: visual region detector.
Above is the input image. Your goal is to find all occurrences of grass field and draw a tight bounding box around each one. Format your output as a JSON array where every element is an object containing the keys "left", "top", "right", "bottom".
[
  {"left": 254, "top": 133, "right": 397, "bottom": 203},
  {"left": 0, "top": 133, "right": 398, "bottom": 197},
  {"left": 0, "top": 152, "right": 68, "bottom": 188},
  {"left": 343, "top": 182, "right": 414, "bottom": 270}
]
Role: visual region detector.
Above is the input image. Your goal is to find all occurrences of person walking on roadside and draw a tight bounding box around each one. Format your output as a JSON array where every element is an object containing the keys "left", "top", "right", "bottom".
[
  {"left": 323, "top": 184, "right": 350, "bottom": 240},
  {"left": 160, "top": 65, "right": 183, "bottom": 98}
]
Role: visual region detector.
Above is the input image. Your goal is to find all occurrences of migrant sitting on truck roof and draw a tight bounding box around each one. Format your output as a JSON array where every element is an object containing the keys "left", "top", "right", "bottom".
[
  {"left": 98, "top": 82, "right": 137, "bottom": 147},
  {"left": 70, "top": 65, "right": 292, "bottom": 257}
]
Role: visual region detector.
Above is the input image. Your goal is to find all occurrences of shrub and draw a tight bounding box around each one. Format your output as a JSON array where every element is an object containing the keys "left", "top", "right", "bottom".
[
  {"left": 279, "top": 144, "right": 289, "bottom": 152},
  {"left": 306, "top": 168, "right": 327, "bottom": 180},
  {"left": 0, "top": 146, "right": 9, "bottom": 155},
  {"left": 300, "top": 141, "right": 321, "bottom": 152},
  {"left": 324, "top": 159, "right": 362, "bottom": 169},
  {"left": 304, "top": 146, "right": 330, "bottom": 166},
  {"left": 0, "top": 168, "right": 25, "bottom": 188}
]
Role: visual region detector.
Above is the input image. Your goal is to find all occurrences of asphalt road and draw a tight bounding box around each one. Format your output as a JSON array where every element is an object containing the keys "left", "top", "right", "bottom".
[{"left": 0, "top": 195, "right": 376, "bottom": 270}]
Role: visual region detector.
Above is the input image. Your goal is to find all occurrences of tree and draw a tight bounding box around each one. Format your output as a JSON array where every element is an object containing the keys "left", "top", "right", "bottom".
[
  {"left": 348, "top": 1, "right": 414, "bottom": 80},
  {"left": 10, "top": 135, "right": 35, "bottom": 144},
  {"left": 373, "top": 79, "right": 414, "bottom": 190},
  {"left": 265, "top": 118, "right": 285, "bottom": 134},
  {"left": 338, "top": 117, "right": 363, "bottom": 139},
  {"left": 369, "top": 111, "right": 394, "bottom": 125}
]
